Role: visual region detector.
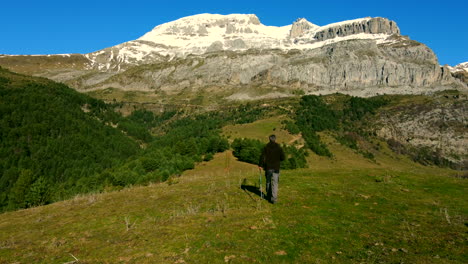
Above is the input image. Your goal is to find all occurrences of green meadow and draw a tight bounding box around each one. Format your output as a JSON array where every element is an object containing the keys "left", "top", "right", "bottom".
[{"left": 0, "top": 117, "right": 466, "bottom": 263}]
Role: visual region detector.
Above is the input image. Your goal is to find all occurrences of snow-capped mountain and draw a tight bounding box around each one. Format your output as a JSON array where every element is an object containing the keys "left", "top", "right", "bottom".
[
  {"left": 449, "top": 62, "right": 468, "bottom": 85},
  {"left": 0, "top": 13, "right": 465, "bottom": 97},
  {"left": 449, "top": 62, "right": 468, "bottom": 73},
  {"left": 84, "top": 14, "right": 400, "bottom": 71}
]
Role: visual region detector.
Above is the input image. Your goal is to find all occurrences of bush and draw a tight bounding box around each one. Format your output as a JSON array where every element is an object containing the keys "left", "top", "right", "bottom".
[
  {"left": 283, "top": 120, "right": 301, "bottom": 135},
  {"left": 302, "top": 131, "right": 332, "bottom": 157},
  {"left": 141, "top": 158, "right": 160, "bottom": 172},
  {"left": 231, "top": 138, "right": 308, "bottom": 169},
  {"left": 204, "top": 153, "right": 214, "bottom": 161},
  {"left": 232, "top": 138, "right": 264, "bottom": 164},
  {"left": 287, "top": 95, "right": 388, "bottom": 157}
]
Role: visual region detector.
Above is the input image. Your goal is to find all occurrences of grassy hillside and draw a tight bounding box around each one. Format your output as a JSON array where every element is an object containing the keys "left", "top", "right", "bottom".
[
  {"left": 0, "top": 148, "right": 465, "bottom": 263},
  {"left": 0, "top": 54, "right": 89, "bottom": 75},
  {"left": 1, "top": 111, "right": 467, "bottom": 263},
  {"left": 222, "top": 116, "right": 298, "bottom": 144},
  {"left": 0, "top": 68, "right": 283, "bottom": 212}
]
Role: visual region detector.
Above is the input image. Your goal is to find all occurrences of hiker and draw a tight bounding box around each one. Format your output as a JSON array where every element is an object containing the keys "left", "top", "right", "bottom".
[{"left": 259, "top": 135, "right": 285, "bottom": 204}]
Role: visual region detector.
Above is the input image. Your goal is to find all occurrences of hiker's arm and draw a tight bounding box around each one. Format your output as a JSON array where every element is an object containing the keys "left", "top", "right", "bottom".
[{"left": 258, "top": 147, "right": 265, "bottom": 169}]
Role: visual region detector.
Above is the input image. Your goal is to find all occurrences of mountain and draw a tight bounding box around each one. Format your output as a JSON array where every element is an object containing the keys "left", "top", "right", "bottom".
[
  {"left": 450, "top": 62, "right": 468, "bottom": 84},
  {"left": 450, "top": 62, "right": 468, "bottom": 73},
  {"left": 0, "top": 14, "right": 466, "bottom": 100},
  {"left": 83, "top": 14, "right": 399, "bottom": 71}
]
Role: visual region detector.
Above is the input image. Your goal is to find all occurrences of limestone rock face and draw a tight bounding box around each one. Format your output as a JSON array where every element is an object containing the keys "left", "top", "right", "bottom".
[
  {"left": 206, "top": 41, "right": 224, "bottom": 53},
  {"left": 290, "top": 18, "right": 318, "bottom": 38},
  {"left": 313, "top": 17, "right": 400, "bottom": 42},
  {"left": 450, "top": 62, "right": 468, "bottom": 85},
  {"left": 377, "top": 97, "right": 468, "bottom": 168},
  {"left": 82, "top": 36, "right": 465, "bottom": 97}
]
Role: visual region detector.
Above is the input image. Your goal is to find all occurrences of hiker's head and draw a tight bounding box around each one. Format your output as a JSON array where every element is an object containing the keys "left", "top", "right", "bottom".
[{"left": 269, "top": 134, "right": 276, "bottom": 143}]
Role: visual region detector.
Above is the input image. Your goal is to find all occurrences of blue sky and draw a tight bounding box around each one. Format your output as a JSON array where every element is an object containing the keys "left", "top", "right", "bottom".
[{"left": 1, "top": 0, "right": 467, "bottom": 65}]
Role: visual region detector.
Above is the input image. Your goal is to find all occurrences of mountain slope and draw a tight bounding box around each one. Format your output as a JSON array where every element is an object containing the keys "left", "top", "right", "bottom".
[
  {"left": 450, "top": 62, "right": 468, "bottom": 85},
  {"left": 450, "top": 62, "right": 468, "bottom": 73},
  {"left": 79, "top": 37, "right": 459, "bottom": 98},
  {"left": 376, "top": 92, "right": 467, "bottom": 168},
  {"left": 0, "top": 89, "right": 466, "bottom": 262},
  {"left": 0, "top": 147, "right": 465, "bottom": 263},
  {"left": 0, "top": 67, "right": 143, "bottom": 211}
]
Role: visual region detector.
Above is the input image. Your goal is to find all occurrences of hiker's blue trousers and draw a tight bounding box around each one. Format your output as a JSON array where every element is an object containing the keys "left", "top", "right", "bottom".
[{"left": 265, "top": 169, "right": 279, "bottom": 203}]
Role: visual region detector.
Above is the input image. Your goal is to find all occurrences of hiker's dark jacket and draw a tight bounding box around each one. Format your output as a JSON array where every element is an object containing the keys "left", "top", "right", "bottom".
[{"left": 259, "top": 142, "right": 285, "bottom": 171}]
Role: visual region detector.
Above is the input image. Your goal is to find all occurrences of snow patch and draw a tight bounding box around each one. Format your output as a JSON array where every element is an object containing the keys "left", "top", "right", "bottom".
[{"left": 449, "top": 62, "right": 468, "bottom": 73}]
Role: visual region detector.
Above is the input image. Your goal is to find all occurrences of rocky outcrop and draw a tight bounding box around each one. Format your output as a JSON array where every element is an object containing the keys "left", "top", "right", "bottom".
[
  {"left": 313, "top": 17, "right": 400, "bottom": 42},
  {"left": 452, "top": 70, "right": 468, "bottom": 85},
  {"left": 450, "top": 62, "right": 468, "bottom": 85},
  {"left": 85, "top": 40, "right": 169, "bottom": 72},
  {"left": 141, "top": 14, "right": 263, "bottom": 39},
  {"left": 377, "top": 95, "right": 468, "bottom": 168},
  {"left": 451, "top": 62, "right": 468, "bottom": 72},
  {"left": 290, "top": 18, "right": 318, "bottom": 38}
]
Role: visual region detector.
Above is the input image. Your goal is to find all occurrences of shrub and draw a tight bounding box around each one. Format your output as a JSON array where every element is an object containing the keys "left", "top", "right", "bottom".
[{"left": 231, "top": 138, "right": 308, "bottom": 169}]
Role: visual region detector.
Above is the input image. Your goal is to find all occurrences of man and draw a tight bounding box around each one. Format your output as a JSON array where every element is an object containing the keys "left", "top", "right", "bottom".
[{"left": 259, "top": 135, "right": 285, "bottom": 204}]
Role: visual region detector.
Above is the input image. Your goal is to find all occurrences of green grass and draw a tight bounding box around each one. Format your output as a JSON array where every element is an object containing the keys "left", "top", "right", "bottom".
[
  {"left": 0, "top": 114, "right": 466, "bottom": 263},
  {"left": 86, "top": 88, "right": 162, "bottom": 103},
  {"left": 222, "top": 115, "right": 299, "bottom": 145},
  {"left": 0, "top": 149, "right": 466, "bottom": 263}
]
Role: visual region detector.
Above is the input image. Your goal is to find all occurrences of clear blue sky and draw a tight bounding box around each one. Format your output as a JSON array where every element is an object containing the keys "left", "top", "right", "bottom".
[{"left": 1, "top": 0, "right": 466, "bottom": 66}]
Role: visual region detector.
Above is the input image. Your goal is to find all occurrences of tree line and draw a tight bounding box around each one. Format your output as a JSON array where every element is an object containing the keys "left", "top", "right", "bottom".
[
  {"left": 285, "top": 94, "right": 388, "bottom": 158},
  {"left": 0, "top": 67, "right": 283, "bottom": 212},
  {"left": 231, "top": 138, "right": 308, "bottom": 170}
]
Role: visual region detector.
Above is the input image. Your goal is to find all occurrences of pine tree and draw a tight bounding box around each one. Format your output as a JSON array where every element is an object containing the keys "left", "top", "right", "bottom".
[{"left": 8, "top": 169, "right": 35, "bottom": 209}]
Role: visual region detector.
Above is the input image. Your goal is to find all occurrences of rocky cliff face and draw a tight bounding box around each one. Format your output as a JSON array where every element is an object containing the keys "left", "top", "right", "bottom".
[
  {"left": 0, "top": 13, "right": 466, "bottom": 97},
  {"left": 377, "top": 94, "right": 467, "bottom": 168},
  {"left": 312, "top": 17, "right": 400, "bottom": 42},
  {"left": 289, "top": 18, "right": 319, "bottom": 38},
  {"left": 77, "top": 36, "right": 462, "bottom": 98},
  {"left": 450, "top": 62, "right": 468, "bottom": 85}
]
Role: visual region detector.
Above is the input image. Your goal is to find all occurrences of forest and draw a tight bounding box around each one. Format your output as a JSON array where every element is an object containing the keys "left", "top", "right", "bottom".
[
  {"left": 0, "top": 68, "right": 146, "bottom": 211},
  {"left": 1, "top": 66, "right": 457, "bottom": 212},
  {"left": 285, "top": 94, "right": 388, "bottom": 158},
  {"left": 0, "top": 67, "right": 292, "bottom": 212}
]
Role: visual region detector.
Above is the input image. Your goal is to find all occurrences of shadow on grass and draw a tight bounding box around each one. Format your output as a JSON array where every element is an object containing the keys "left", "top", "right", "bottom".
[{"left": 240, "top": 184, "right": 267, "bottom": 201}]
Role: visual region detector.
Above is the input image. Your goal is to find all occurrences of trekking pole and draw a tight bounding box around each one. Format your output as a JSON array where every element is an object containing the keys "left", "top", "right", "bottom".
[{"left": 258, "top": 167, "right": 263, "bottom": 200}]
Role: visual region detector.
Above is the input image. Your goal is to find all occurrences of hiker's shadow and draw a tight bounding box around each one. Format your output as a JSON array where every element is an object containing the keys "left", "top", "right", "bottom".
[{"left": 240, "top": 184, "right": 267, "bottom": 201}]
